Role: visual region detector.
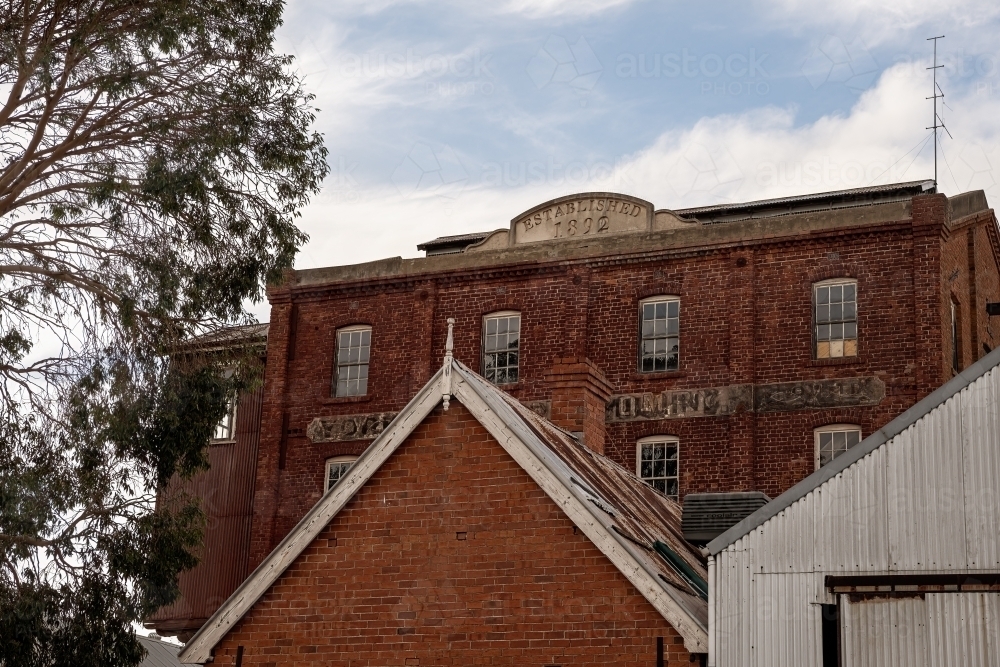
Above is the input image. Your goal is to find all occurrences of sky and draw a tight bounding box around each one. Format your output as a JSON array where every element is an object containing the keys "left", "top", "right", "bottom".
[{"left": 268, "top": 0, "right": 1000, "bottom": 300}]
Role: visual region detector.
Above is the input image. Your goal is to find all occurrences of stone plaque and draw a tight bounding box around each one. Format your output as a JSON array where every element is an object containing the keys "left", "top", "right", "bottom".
[
  {"left": 607, "top": 377, "right": 885, "bottom": 422},
  {"left": 512, "top": 193, "right": 653, "bottom": 245},
  {"left": 754, "top": 377, "right": 884, "bottom": 413},
  {"left": 606, "top": 385, "right": 753, "bottom": 422},
  {"left": 306, "top": 412, "right": 398, "bottom": 443},
  {"left": 521, "top": 399, "right": 552, "bottom": 420}
]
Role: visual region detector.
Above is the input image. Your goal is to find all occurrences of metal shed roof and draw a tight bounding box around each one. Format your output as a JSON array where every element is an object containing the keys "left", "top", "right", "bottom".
[
  {"left": 707, "top": 343, "right": 1000, "bottom": 556},
  {"left": 137, "top": 635, "right": 182, "bottom": 667}
]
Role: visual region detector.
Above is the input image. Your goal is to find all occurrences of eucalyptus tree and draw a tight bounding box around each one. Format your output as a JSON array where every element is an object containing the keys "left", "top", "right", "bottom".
[{"left": 0, "top": 0, "right": 326, "bottom": 663}]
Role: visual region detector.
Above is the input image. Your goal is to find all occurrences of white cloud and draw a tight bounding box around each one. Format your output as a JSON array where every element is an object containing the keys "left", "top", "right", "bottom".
[
  {"left": 292, "top": 61, "right": 1000, "bottom": 275},
  {"left": 499, "top": 0, "right": 636, "bottom": 19},
  {"left": 757, "top": 0, "right": 1000, "bottom": 48}
]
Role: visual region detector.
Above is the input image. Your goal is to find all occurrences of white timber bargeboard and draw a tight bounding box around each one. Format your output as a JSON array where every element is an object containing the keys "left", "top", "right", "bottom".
[
  {"left": 452, "top": 368, "right": 708, "bottom": 652},
  {"left": 179, "top": 360, "right": 708, "bottom": 663},
  {"left": 178, "top": 369, "right": 447, "bottom": 664}
]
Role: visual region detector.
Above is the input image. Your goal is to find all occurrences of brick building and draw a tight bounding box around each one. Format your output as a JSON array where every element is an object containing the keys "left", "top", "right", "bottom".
[
  {"left": 178, "top": 354, "right": 711, "bottom": 665},
  {"left": 150, "top": 181, "right": 1000, "bottom": 649}
]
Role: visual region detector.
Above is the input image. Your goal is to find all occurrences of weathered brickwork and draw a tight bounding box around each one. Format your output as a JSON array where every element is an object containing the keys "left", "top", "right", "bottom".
[
  {"left": 151, "top": 189, "right": 1000, "bottom": 639},
  {"left": 246, "top": 193, "right": 1000, "bottom": 567},
  {"left": 213, "top": 403, "right": 691, "bottom": 666}
]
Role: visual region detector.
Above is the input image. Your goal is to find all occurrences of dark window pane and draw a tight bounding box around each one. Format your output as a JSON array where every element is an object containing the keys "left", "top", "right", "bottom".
[
  {"left": 667, "top": 300, "right": 679, "bottom": 318},
  {"left": 816, "top": 287, "right": 829, "bottom": 304},
  {"left": 655, "top": 302, "right": 666, "bottom": 319}
]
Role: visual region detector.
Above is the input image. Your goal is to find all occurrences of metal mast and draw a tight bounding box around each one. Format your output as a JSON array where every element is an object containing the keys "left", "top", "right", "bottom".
[{"left": 926, "top": 36, "right": 950, "bottom": 188}]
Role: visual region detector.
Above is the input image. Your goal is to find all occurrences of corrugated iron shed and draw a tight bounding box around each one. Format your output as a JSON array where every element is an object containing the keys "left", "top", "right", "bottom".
[{"left": 708, "top": 345, "right": 1000, "bottom": 667}]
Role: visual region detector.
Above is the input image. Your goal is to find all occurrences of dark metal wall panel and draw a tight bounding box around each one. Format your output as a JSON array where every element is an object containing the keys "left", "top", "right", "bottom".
[{"left": 148, "top": 385, "right": 263, "bottom": 631}]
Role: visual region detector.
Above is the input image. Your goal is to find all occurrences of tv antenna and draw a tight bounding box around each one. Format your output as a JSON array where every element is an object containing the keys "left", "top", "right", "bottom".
[{"left": 927, "top": 35, "right": 952, "bottom": 188}]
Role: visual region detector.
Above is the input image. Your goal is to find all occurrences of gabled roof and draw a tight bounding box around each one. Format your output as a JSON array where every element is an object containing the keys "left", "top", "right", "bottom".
[
  {"left": 179, "top": 359, "right": 708, "bottom": 663},
  {"left": 707, "top": 344, "right": 1000, "bottom": 556}
]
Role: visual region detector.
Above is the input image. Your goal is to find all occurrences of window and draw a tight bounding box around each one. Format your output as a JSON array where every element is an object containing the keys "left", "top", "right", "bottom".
[
  {"left": 951, "top": 299, "right": 960, "bottom": 372},
  {"left": 814, "top": 279, "right": 857, "bottom": 359},
  {"left": 212, "top": 400, "right": 236, "bottom": 441},
  {"left": 815, "top": 425, "right": 861, "bottom": 468},
  {"left": 639, "top": 296, "right": 680, "bottom": 372},
  {"left": 637, "top": 436, "right": 679, "bottom": 500},
  {"left": 325, "top": 456, "right": 357, "bottom": 492},
  {"left": 334, "top": 325, "right": 371, "bottom": 397},
  {"left": 482, "top": 311, "right": 520, "bottom": 384}
]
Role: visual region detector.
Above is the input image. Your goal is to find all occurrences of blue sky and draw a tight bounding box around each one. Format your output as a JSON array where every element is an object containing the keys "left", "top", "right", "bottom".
[{"left": 270, "top": 0, "right": 1000, "bottom": 281}]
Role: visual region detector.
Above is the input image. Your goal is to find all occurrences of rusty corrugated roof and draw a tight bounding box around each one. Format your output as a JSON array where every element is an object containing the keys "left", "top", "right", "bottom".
[{"left": 457, "top": 363, "right": 707, "bottom": 611}]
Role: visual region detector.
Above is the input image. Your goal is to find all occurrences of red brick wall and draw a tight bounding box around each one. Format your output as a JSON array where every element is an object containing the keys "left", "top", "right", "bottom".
[
  {"left": 214, "top": 402, "right": 692, "bottom": 666},
  {"left": 978, "top": 218, "right": 1000, "bottom": 355},
  {"left": 246, "top": 199, "right": 1000, "bottom": 566}
]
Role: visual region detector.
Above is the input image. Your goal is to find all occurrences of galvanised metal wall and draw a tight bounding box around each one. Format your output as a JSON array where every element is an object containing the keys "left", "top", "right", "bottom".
[{"left": 711, "top": 364, "right": 1000, "bottom": 667}]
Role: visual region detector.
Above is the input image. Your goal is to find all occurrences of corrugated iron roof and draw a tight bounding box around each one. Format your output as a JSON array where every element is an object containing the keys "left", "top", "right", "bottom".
[
  {"left": 182, "top": 323, "right": 269, "bottom": 349},
  {"left": 458, "top": 363, "right": 708, "bottom": 612},
  {"left": 707, "top": 343, "right": 1000, "bottom": 555},
  {"left": 673, "top": 180, "right": 935, "bottom": 223},
  {"left": 416, "top": 230, "right": 497, "bottom": 250},
  {"left": 137, "top": 635, "right": 182, "bottom": 667}
]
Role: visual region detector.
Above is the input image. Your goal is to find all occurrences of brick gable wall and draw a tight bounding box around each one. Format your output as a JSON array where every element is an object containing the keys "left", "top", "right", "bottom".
[{"left": 212, "top": 402, "right": 691, "bottom": 666}]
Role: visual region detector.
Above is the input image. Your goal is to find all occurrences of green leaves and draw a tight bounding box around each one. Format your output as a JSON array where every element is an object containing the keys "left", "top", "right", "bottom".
[{"left": 1, "top": 0, "right": 325, "bottom": 662}]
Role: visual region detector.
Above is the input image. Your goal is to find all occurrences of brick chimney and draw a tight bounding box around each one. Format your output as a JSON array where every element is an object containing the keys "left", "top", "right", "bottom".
[{"left": 543, "top": 357, "right": 613, "bottom": 455}]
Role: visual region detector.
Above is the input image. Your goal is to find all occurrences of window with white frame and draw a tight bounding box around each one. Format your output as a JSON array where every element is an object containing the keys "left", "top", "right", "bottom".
[
  {"left": 639, "top": 296, "right": 680, "bottom": 372},
  {"left": 212, "top": 400, "right": 236, "bottom": 441},
  {"left": 814, "top": 424, "right": 861, "bottom": 468},
  {"left": 325, "top": 456, "right": 357, "bottom": 492},
  {"left": 334, "top": 325, "right": 371, "bottom": 397},
  {"left": 814, "top": 279, "right": 857, "bottom": 359},
  {"left": 637, "top": 436, "right": 679, "bottom": 500},
  {"left": 482, "top": 311, "right": 520, "bottom": 385}
]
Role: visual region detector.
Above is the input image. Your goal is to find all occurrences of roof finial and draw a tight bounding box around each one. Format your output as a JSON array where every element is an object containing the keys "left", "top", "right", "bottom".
[{"left": 442, "top": 318, "right": 455, "bottom": 410}]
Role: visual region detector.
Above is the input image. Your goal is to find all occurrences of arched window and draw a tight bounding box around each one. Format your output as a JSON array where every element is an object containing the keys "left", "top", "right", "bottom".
[
  {"left": 814, "top": 424, "right": 861, "bottom": 469},
  {"left": 814, "top": 279, "right": 857, "bottom": 359},
  {"left": 482, "top": 311, "right": 520, "bottom": 384},
  {"left": 637, "top": 435, "right": 679, "bottom": 500},
  {"left": 639, "top": 296, "right": 680, "bottom": 372},
  {"left": 334, "top": 325, "right": 371, "bottom": 397},
  {"left": 325, "top": 456, "right": 357, "bottom": 492}
]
